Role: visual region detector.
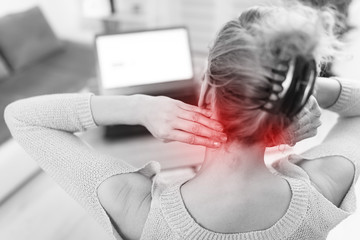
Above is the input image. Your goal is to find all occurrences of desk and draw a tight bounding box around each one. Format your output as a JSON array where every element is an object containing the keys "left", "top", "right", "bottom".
[{"left": 81, "top": 127, "right": 205, "bottom": 170}]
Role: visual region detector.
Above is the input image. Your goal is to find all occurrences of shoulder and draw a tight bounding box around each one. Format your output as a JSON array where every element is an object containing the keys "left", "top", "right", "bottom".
[
  {"left": 296, "top": 155, "right": 355, "bottom": 207},
  {"left": 97, "top": 172, "right": 152, "bottom": 239}
]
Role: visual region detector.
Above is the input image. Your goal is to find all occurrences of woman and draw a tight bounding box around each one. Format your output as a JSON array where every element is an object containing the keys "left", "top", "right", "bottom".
[{"left": 4, "top": 3, "right": 360, "bottom": 240}]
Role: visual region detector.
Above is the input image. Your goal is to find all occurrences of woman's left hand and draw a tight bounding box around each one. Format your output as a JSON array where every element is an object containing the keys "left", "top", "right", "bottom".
[
  {"left": 283, "top": 96, "right": 322, "bottom": 146},
  {"left": 140, "top": 96, "right": 227, "bottom": 148}
]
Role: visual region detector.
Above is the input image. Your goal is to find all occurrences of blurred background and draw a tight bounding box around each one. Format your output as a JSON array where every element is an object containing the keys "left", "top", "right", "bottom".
[{"left": 0, "top": 0, "right": 359, "bottom": 239}]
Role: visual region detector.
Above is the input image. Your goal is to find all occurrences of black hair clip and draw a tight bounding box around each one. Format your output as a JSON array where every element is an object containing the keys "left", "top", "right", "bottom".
[{"left": 261, "top": 55, "right": 317, "bottom": 118}]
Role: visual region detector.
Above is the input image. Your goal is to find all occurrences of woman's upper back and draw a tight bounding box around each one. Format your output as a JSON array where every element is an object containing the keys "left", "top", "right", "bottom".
[
  {"left": 97, "top": 151, "right": 355, "bottom": 240},
  {"left": 179, "top": 170, "right": 292, "bottom": 233},
  {"left": 136, "top": 154, "right": 356, "bottom": 240}
]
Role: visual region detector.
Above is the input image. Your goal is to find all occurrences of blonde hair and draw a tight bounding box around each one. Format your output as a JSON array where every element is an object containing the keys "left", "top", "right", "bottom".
[
  {"left": 207, "top": 3, "right": 339, "bottom": 146},
  {"left": 298, "top": 0, "right": 353, "bottom": 35}
]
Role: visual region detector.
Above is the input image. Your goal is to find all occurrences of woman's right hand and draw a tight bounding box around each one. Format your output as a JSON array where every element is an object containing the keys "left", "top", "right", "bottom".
[{"left": 140, "top": 96, "right": 227, "bottom": 148}]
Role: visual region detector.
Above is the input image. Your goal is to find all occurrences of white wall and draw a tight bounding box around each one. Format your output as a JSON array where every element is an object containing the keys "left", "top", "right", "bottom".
[
  {"left": 333, "top": 0, "right": 360, "bottom": 79},
  {"left": 0, "top": 0, "right": 183, "bottom": 44},
  {"left": 176, "top": 0, "right": 283, "bottom": 54},
  {"left": 0, "top": 0, "right": 358, "bottom": 56},
  {"left": 0, "top": 0, "right": 101, "bottom": 44},
  {"left": 0, "top": 0, "right": 283, "bottom": 46}
]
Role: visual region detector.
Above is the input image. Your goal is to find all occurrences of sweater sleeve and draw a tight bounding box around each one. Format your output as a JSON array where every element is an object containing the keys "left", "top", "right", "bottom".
[
  {"left": 300, "top": 78, "right": 360, "bottom": 212},
  {"left": 301, "top": 78, "right": 360, "bottom": 165},
  {"left": 3, "top": 93, "right": 160, "bottom": 240}
]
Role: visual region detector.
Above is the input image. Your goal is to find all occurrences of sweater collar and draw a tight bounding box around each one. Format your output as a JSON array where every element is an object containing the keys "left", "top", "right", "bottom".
[{"left": 160, "top": 169, "right": 309, "bottom": 240}]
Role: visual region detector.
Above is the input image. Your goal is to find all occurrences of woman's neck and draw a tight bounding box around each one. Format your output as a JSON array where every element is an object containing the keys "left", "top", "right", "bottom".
[
  {"left": 181, "top": 142, "right": 292, "bottom": 233},
  {"left": 188, "top": 142, "right": 275, "bottom": 193}
]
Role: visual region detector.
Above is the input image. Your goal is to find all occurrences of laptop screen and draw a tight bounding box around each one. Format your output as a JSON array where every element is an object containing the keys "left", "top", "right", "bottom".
[{"left": 96, "top": 28, "right": 194, "bottom": 91}]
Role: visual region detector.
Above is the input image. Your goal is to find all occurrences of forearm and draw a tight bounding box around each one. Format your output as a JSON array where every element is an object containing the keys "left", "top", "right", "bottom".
[
  {"left": 4, "top": 93, "right": 150, "bottom": 236},
  {"left": 4, "top": 93, "right": 96, "bottom": 133},
  {"left": 90, "top": 94, "right": 148, "bottom": 126},
  {"left": 315, "top": 77, "right": 360, "bottom": 117},
  {"left": 314, "top": 77, "right": 341, "bottom": 109},
  {"left": 302, "top": 77, "right": 360, "bottom": 165}
]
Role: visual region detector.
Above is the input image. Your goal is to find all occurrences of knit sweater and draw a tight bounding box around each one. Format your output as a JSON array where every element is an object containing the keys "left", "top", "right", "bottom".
[{"left": 4, "top": 77, "right": 360, "bottom": 240}]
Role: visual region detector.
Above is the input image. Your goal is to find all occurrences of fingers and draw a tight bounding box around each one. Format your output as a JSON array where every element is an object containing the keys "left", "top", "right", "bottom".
[
  {"left": 292, "top": 118, "right": 320, "bottom": 136},
  {"left": 294, "top": 129, "right": 318, "bottom": 143},
  {"left": 284, "top": 125, "right": 318, "bottom": 146},
  {"left": 173, "top": 119, "right": 227, "bottom": 142},
  {"left": 297, "top": 114, "right": 312, "bottom": 129},
  {"left": 285, "top": 101, "right": 322, "bottom": 146},
  {"left": 283, "top": 129, "right": 296, "bottom": 146},
  {"left": 308, "top": 96, "right": 322, "bottom": 117},
  {"left": 152, "top": 100, "right": 227, "bottom": 148},
  {"left": 169, "top": 130, "right": 222, "bottom": 148},
  {"left": 290, "top": 113, "right": 321, "bottom": 135},
  {"left": 295, "top": 105, "right": 308, "bottom": 119},
  {"left": 294, "top": 122, "right": 321, "bottom": 137},
  {"left": 286, "top": 116, "right": 321, "bottom": 144},
  {"left": 301, "top": 96, "right": 321, "bottom": 116},
  {"left": 295, "top": 97, "right": 321, "bottom": 123},
  {"left": 178, "top": 102, "right": 213, "bottom": 118},
  {"left": 178, "top": 109, "right": 224, "bottom": 132}
]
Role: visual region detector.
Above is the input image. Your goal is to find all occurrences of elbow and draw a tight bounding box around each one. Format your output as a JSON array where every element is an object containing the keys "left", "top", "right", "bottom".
[
  {"left": 4, "top": 102, "right": 16, "bottom": 127},
  {"left": 3, "top": 100, "right": 26, "bottom": 131}
]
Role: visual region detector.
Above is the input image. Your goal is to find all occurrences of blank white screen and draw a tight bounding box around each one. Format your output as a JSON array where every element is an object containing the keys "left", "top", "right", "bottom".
[{"left": 96, "top": 28, "right": 194, "bottom": 89}]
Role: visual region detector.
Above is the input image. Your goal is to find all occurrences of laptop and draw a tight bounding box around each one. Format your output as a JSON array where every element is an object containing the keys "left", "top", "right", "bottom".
[
  {"left": 95, "top": 27, "right": 196, "bottom": 96},
  {"left": 94, "top": 27, "right": 198, "bottom": 138}
]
